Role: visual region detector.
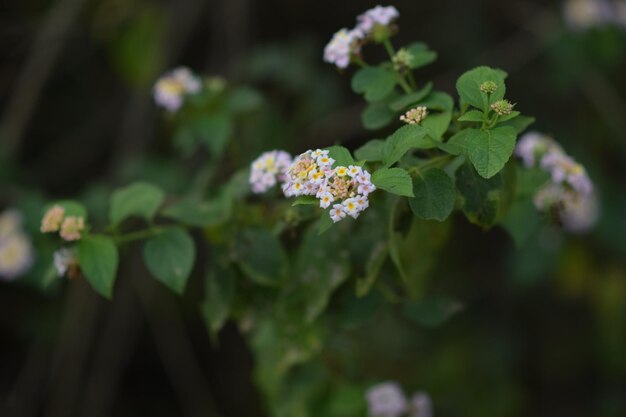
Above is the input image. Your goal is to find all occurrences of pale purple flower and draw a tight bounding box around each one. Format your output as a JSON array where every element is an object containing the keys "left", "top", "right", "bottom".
[
  {"left": 563, "top": 0, "right": 614, "bottom": 30},
  {"left": 366, "top": 381, "right": 408, "bottom": 417},
  {"left": 540, "top": 151, "right": 593, "bottom": 197},
  {"left": 560, "top": 192, "right": 599, "bottom": 233},
  {"left": 249, "top": 150, "right": 293, "bottom": 193},
  {"left": 409, "top": 392, "right": 433, "bottom": 417},
  {"left": 356, "top": 5, "right": 400, "bottom": 34},
  {"left": 0, "top": 209, "right": 23, "bottom": 237},
  {"left": 323, "top": 28, "right": 364, "bottom": 69},
  {"left": 153, "top": 67, "right": 202, "bottom": 112},
  {"left": 0, "top": 233, "right": 34, "bottom": 281},
  {"left": 515, "top": 131, "right": 563, "bottom": 168}
]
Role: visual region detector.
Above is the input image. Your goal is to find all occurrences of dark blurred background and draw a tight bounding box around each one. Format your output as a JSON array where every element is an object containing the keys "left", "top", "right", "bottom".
[{"left": 1, "top": 0, "right": 626, "bottom": 416}]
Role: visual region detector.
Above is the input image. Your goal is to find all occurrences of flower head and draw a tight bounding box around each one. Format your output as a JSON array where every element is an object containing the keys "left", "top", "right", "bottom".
[
  {"left": 41, "top": 205, "right": 66, "bottom": 233},
  {"left": 356, "top": 5, "right": 400, "bottom": 34},
  {"left": 409, "top": 392, "right": 433, "bottom": 417},
  {"left": 153, "top": 67, "right": 202, "bottom": 112},
  {"left": 515, "top": 131, "right": 564, "bottom": 168},
  {"left": 323, "top": 28, "right": 364, "bottom": 69},
  {"left": 0, "top": 209, "right": 23, "bottom": 237},
  {"left": 250, "top": 150, "right": 293, "bottom": 193},
  {"left": 366, "top": 381, "right": 408, "bottom": 417},
  {"left": 0, "top": 233, "right": 34, "bottom": 281},
  {"left": 60, "top": 216, "right": 85, "bottom": 241},
  {"left": 393, "top": 48, "right": 414, "bottom": 71},
  {"left": 491, "top": 99, "right": 514, "bottom": 116},
  {"left": 480, "top": 80, "right": 498, "bottom": 94},
  {"left": 400, "top": 106, "right": 428, "bottom": 125}
]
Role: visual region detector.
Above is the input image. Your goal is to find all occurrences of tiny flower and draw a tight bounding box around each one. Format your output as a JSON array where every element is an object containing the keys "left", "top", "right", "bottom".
[
  {"left": 323, "top": 28, "right": 364, "bottom": 69},
  {"left": 41, "top": 205, "right": 66, "bottom": 233},
  {"left": 317, "top": 155, "right": 335, "bottom": 167},
  {"left": 329, "top": 204, "right": 347, "bottom": 223},
  {"left": 60, "top": 216, "right": 85, "bottom": 241},
  {"left": 310, "top": 149, "right": 328, "bottom": 158},
  {"left": 0, "top": 233, "right": 34, "bottom": 281},
  {"left": 490, "top": 99, "right": 514, "bottom": 116},
  {"left": 356, "top": 5, "right": 400, "bottom": 34},
  {"left": 480, "top": 80, "right": 498, "bottom": 94},
  {"left": 409, "top": 391, "right": 433, "bottom": 417},
  {"left": 319, "top": 191, "right": 335, "bottom": 209},
  {"left": 335, "top": 166, "right": 349, "bottom": 177},
  {"left": 153, "top": 67, "right": 202, "bottom": 112},
  {"left": 392, "top": 48, "right": 414, "bottom": 71},
  {"left": 347, "top": 165, "right": 362, "bottom": 178},
  {"left": 355, "top": 195, "right": 370, "bottom": 210},
  {"left": 358, "top": 182, "right": 376, "bottom": 195},
  {"left": 400, "top": 106, "right": 428, "bottom": 125},
  {"left": 366, "top": 381, "right": 408, "bottom": 417},
  {"left": 343, "top": 197, "right": 361, "bottom": 219},
  {"left": 515, "top": 131, "right": 564, "bottom": 168},
  {"left": 54, "top": 247, "right": 78, "bottom": 277},
  {"left": 356, "top": 171, "right": 372, "bottom": 184}
]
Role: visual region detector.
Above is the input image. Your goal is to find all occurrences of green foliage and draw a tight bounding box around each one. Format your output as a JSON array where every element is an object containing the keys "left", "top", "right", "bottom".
[
  {"left": 78, "top": 235, "right": 119, "bottom": 299},
  {"left": 109, "top": 182, "right": 165, "bottom": 226},
  {"left": 361, "top": 99, "right": 396, "bottom": 130},
  {"left": 456, "top": 66, "right": 507, "bottom": 109},
  {"left": 161, "top": 196, "right": 231, "bottom": 227},
  {"left": 196, "top": 112, "right": 233, "bottom": 156},
  {"left": 389, "top": 82, "right": 433, "bottom": 111},
  {"left": 354, "top": 139, "right": 385, "bottom": 162},
  {"left": 409, "top": 168, "right": 455, "bottom": 221},
  {"left": 235, "top": 228, "right": 288, "bottom": 286},
  {"left": 351, "top": 67, "right": 397, "bottom": 102},
  {"left": 200, "top": 257, "right": 236, "bottom": 339},
  {"left": 47, "top": 200, "right": 88, "bottom": 219},
  {"left": 403, "top": 296, "right": 463, "bottom": 327},
  {"left": 371, "top": 168, "right": 414, "bottom": 197},
  {"left": 142, "top": 227, "right": 196, "bottom": 294},
  {"left": 326, "top": 145, "right": 355, "bottom": 167},
  {"left": 382, "top": 125, "right": 433, "bottom": 167},
  {"left": 405, "top": 42, "right": 438, "bottom": 69},
  {"left": 455, "top": 162, "right": 502, "bottom": 227}
]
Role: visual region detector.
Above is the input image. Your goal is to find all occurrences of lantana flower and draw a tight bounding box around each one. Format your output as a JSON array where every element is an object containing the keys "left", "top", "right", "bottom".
[
  {"left": 323, "top": 28, "right": 364, "bottom": 69},
  {"left": 153, "top": 67, "right": 202, "bottom": 112},
  {"left": 365, "top": 381, "right": 408, "bottom": 417},
  {"left": 54, "top": 247, "right": 78, "bottom": 278},
  {"left": 0, "top": 209, "right": 34, "bottom": 281},
  {"left": 249, "top": 150, "right": 293, "bottom": 193},
  {"left": 356, "top": 5, "right": 400, "bottom": 35},
  {"left": 60, "top": 216, "right": 85, "bottom": 241},
  {"left": 40, "top": 205, "right": 65, "bottom": 233}
]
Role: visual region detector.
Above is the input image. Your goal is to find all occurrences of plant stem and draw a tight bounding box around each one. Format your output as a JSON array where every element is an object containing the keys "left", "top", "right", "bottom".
[
  {"left": 352, "top": 55, "right": 368, "bottom": 68},
  {"left": 114, "top": 227, "right": 164, "bottom": 244},
  {"left": 382, "top": 38, "right": 396, "bottom": 58},
  {"left": 409, "top": 154, "right": 454, "bottom": 175}
]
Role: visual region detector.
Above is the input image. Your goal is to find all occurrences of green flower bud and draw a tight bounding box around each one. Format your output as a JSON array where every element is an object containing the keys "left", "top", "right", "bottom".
[
  {"left": 491, "top": 99, "right": 514, "bottom": 116},
  {"left": 480, "top": 81, "right": 498, "bottom": 95},
  {"left": 392, "top": 48, "right": 414, "bottom": 71}
]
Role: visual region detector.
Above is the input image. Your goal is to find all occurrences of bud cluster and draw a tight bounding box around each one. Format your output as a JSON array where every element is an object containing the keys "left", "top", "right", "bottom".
[
  {"left": 392, "top": 48, "right": 414, "bottom": 71},
  {"left": 400, "top": 106, "right": 428, "bottom": 125},
  {"left": 490, "top": 99, "right": 514, "bottom": 116},
  {"left": 41, "top": 205, "right": 86, "bottom": 241},
  {"left": 480, "top": 80, "right": 498, "bottom": 94}
]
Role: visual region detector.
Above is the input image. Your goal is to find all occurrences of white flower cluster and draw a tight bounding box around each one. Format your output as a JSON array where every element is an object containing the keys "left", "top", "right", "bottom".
[
  {"left": 249, "top": 150, "right": 293, "bottom": 193},
  {"left": 282, "top": 149, "right": 375, "bottom": 223},
  {"left": 250, "top": 149, "right": 376, "bottom": 223},
  {"left": 153, "top": 67, "right": 202, "bottom": 112},
  {"left": 0, "top": 209, "right": 34, "bottom": 281},
  {"left": 515, "top": 131, "right": 597, "bottom": 232},
  {"left": 53, "top": 247, "right": 78, "bottom": 278},
  {"left": 563, "top": 0, "right": 626, "bottom": 31},
  {"left": 366, "top": 382, "right": 432, "bottom": 417},
  {"left": 323, "top": 5, "right": 400, "bottom": 69}
]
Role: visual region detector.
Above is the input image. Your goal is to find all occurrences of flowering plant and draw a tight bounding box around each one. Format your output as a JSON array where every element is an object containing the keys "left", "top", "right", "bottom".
[{"left": 1, "top": 4, "right": 600, "bottom": 417}]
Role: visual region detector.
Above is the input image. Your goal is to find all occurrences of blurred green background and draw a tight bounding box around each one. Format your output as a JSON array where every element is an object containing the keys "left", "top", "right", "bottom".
[{"left": 1, "top": 0, "right": 626, "bottom": 416}]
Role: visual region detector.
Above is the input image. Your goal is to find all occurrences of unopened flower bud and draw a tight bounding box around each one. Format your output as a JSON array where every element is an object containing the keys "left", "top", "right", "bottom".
[
  {"left": 60, "top": 216, "right": 85, "bottom": 241},
  {"left": 41, "top": 205, "right": 65, "bottom": 233},
  {"left": 480, "top": 81, "right": 498, "bottom": 94},
  {"left": 400, "top": 106, "right": 428, "bottom": 124},
  {"left": 491, "top": 99, "right": 514, "bottom": 116},
  {"left": 392, "top": 48, "right": 414, "bottom": 71}
]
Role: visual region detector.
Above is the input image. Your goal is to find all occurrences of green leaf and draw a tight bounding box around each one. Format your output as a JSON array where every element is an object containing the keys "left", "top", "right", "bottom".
[
  {"left": 403, "top": 296, "right": 463, "bottom": 327},
  {"left": 501, "top": 199, "right": 541, "bottom": 247},
  {"left": 458, "top": 110, "right": 485, "bottom": 122},
  {"left": 420, "top": 91, "right": 454, "bottom": 112},
  {"left": 225, "top": 86, "right": 263, "bottom": 113},
  {"left": 517, "top": 167, "right": 550, "bottom": 198},
  {"left": 109, "top": 182, "right": 165, "bottom": 226},
  {"left": 196, "top": 112, "right": 233, "bottom": 155},
  {"left": 235, "top": 228, "right": 287, "bottom": 285},
  {"left": 362, "top": 101, "right": 395, "bottom": 130},
  {"left": 467, "top": 126, "right": 517, "bottom": 179},
  {"left": 405, "top": 42, "right": 438, "bottom": 69},
  {"left": 496, "top": 110, "right": 520, "bottom": 123},
  {"left": 161, "top": 196, "right": 231, "bottom": 227},
  {"left": 354, "top": 139, "right": 385, "bottom": 162},
  {"left": 372, "top": 167, "right": 414, "bottom": 197},
  {"left": 389, "top": 82, "right": 433, "bottom": 111},
  {"left": 499, "top": 115, "right": 535, "bottom": 134},
  {"left": 78, "top": 235, "right": 119, "bottom": 299},
  {"left": 456, "top": 66, "right": 506, "bottom": 109},
  {"left": 351, "top": 66, "right": 397, "bottom": 102},
  {"left": 439, "top": 129, "right": 472, "bottom": 156},
  {"left": 318, "top": 212, "right": 334, "bottom": 235},
  {"left": 200, "top": 259, "right": 236, "bottom": 339},
  {"left": 326, "top": 145, "right": 355, "bottom": 167},
  {"left": 422, "top": 111, "right": 452, "bottom": 140},
  {"left": 143, "top": 227, "right": 196, "bottom": 294},
  {"left": 356, "top": 241, "right": 388, "bottom": 297},
  {"left": 383, "top": 125, "right": 433, "bottom": 166},
  {"left": 409, "top": 168, "right": 455, "bottom": 221},
  {"left": 291, "top": 195, "right": 319, "bottom": 206},
  {"left": 455, "top": 162, "right": 502, "bottom": 227}
]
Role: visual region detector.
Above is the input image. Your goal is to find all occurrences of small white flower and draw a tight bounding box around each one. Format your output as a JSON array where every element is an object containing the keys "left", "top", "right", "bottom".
[
  {"left": 347, "top": 165, "right": 362, "bottom": 178},
  {"left": 356, "top": 5, "right": 400, "bottom": 34},
  {"left": 250, "top": 150, "right": 293, "bottom": 193},
  {"left": 319, "top": 191, "right": 335, "bottom": 209},
  {"left": 355, "top": 171, "right": 372, "bottom": 184},
  {"left": 54, "top": 247, "right": 77, "bottom": 277},
  {"left": 342, "top": 198, "right": 361, "bottom": 219},
  {"left": 0, "top": 233, "right": 34, "bottom": 281},
  {"left": 329, "top": 204, "right": 347, "bottom": 223},
  {"left": 317, "top": 155, "right": 335, "bottom": 167},
  {"left": 153, "top": 67, "right": 202, "bottom": 112},
  {"left": 358, "top": 182, "right": 376, "bottom": 195},
  {"left": 323, "top": 28, "right": 364, "bottom": 69},
  {"left": 366, "top": 381, "right": 408, "bottom": 417}
]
